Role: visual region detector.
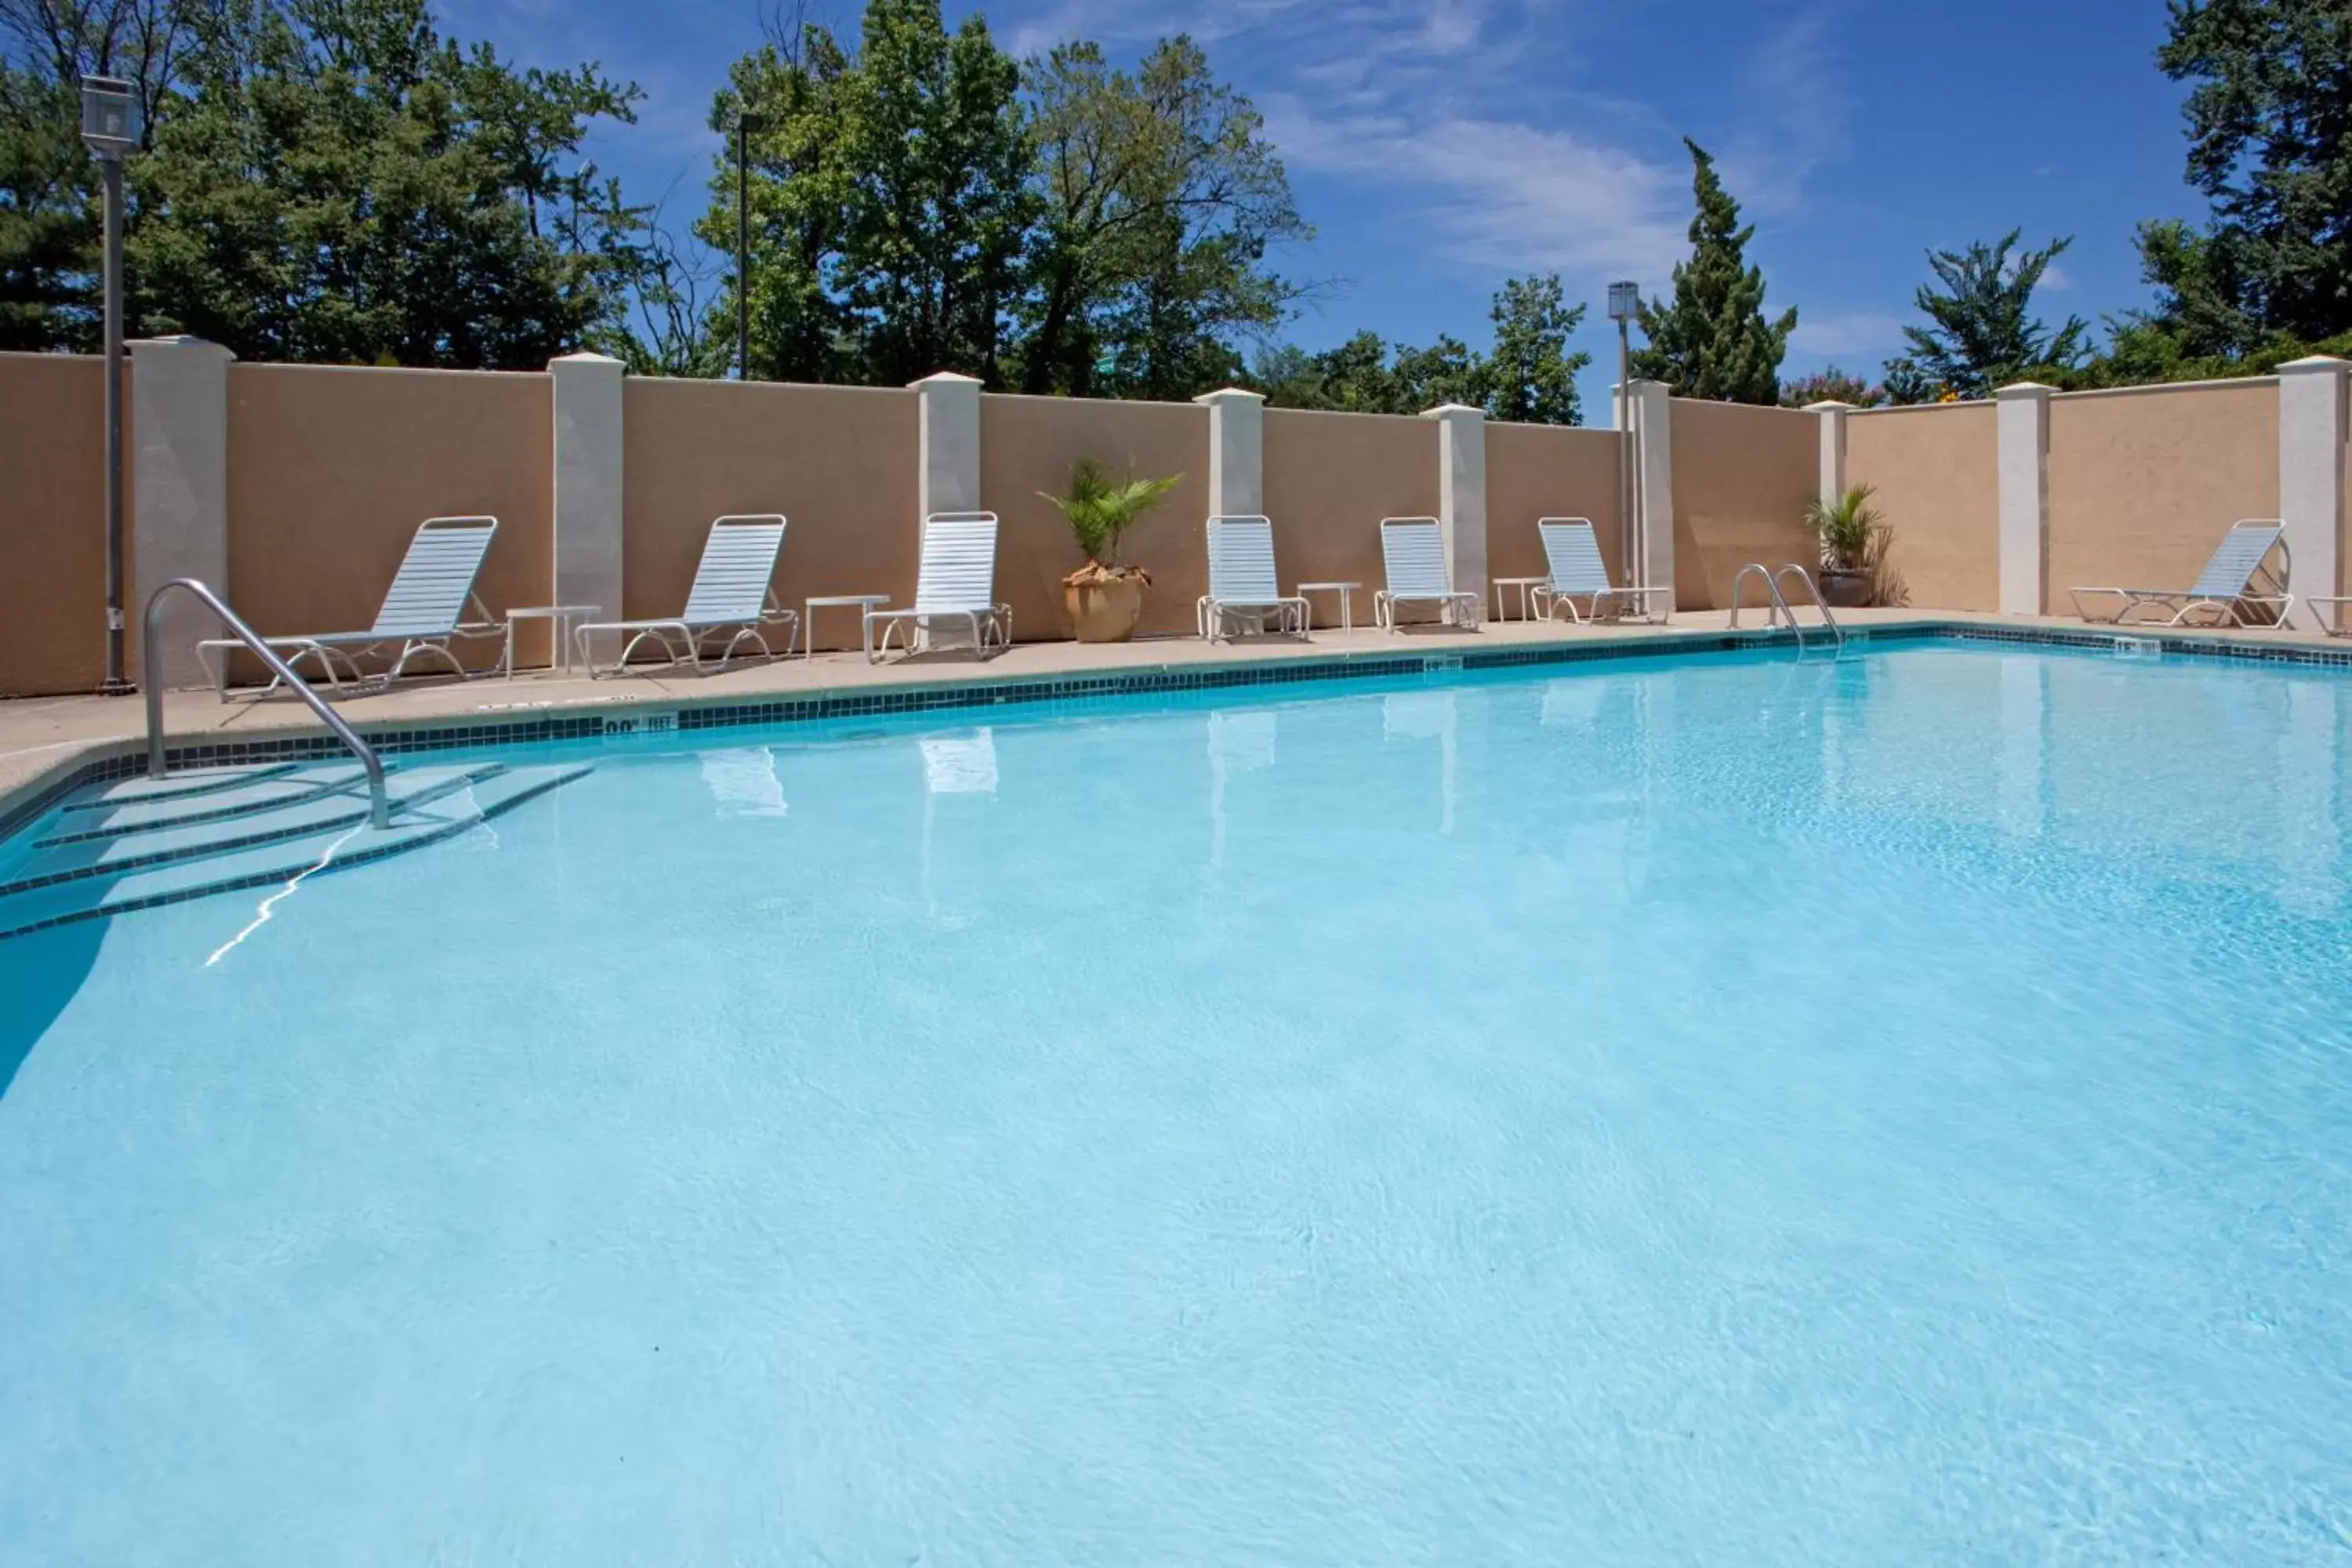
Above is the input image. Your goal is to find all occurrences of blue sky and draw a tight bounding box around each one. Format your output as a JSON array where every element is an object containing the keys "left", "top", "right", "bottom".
[{"left": 443, "top": 0, "right": 2202, "bottom": 409}]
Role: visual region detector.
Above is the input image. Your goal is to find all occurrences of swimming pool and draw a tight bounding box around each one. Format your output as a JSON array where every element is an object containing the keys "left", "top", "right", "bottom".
[{"left": 3, "top": 639, "right": 2349, "bottom": 1563}]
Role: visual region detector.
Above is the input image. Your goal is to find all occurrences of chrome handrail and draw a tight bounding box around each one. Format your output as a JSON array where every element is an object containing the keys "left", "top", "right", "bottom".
[
  {"left": 143, "top": 579, "right": 390, "bottom": 829},
  {"left": 1728, "top": 562, "right": 1803, "bottom": 644},
  {"left": 1773, "top": 563, "right": 1846, "bottom": 650}
]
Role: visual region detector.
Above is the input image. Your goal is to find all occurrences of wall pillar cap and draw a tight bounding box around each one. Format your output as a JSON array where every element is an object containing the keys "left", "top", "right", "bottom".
[
  {"left": 550, "top": 350, "right": 622, "bottom": 365},
  {"left": 1802, "top": 399, "right": 1853, "bottom": 412},
  {"left": 907, "top": 369, "right": 983, "bottom": 388},
  {"left": 131, "top": 335, "right": 234, "bottom": 358},
  {"left": 2278, "top": 354, "right": 2349, "bottom": 375},
  {"left": 1193, "top": 386, "right": 1266, "bottom": 405},
  {"left": 1420, "top": 401, "right": 1486, "bottom": 419},
  {"left": 1994, "top": 381, "right": 2056, "bottom": 399}
]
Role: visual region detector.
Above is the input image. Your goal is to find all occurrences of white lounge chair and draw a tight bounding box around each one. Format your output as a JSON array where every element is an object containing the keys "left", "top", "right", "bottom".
[
  {"left": 866, "top": 512, "right": 1013, "bottom": 661},
  {"left": 197, "top": 514, "right": 502, "bottom": 699},
  {"left": 1532, "top": 517, "right": 1670, "bottom": 624},
  {"left": 574, "top": 514, "right": 794, "bottom": 677},
  {"left": 1198, "top": 515, "right": 1309, "bottom": 642},
  {"left": 1374, "top": 516, "right": 1480, "bottom": 632},
  {"left": 2071, "top": 520, "right": 2293, "bottom": 627}
]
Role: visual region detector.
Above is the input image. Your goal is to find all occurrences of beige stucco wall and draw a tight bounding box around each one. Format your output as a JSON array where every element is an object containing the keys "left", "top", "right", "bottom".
[
  {"left": 981, "top": 394, "right": 1208, "bottom": 640},
  {"left": 0, "top": 354, "right": 115, "bottom": 696},
  {"left": 1667, "top": 399, "right": 1817, "bottom": 609},
  {"left": 1485, "top": 422, "right": 1625, "bottom": 591},
  {"left": 2047, "top": 381, "right": 2279, "bottom": 601},
  {"left": 1261, "top": 408, "right": 1441, "bottom": 602},
  {"left": 1846, "top": 403, "right": 1999, "bottom": 611},
  {"left": 227, "top": 364, "right": 550, "bottom": 669},
  {"left": 625, "top": 378, "right": 917, "bottom": 651}
]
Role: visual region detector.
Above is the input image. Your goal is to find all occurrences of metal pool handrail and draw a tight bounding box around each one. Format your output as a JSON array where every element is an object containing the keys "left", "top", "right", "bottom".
[
  {"left": 143, "top": 579, "right": 390, "bottom": 829},
  {"left": 1773, "top": 564, "right": 1846, "bottom": 652}
]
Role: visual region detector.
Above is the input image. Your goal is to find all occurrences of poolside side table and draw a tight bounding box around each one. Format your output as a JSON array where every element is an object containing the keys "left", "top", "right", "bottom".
[
  {"left": 1491, "top": 576, "right": 1552, "bottom": 622},
  {"left": 804, "top": 593, "right": 892, "bottom": 659},
  {"left": 503, "top": 604, "right": 601, "bottom": 678},
  {"left": 1296, "top": 581, "right": 1360, "bottom": 633}
]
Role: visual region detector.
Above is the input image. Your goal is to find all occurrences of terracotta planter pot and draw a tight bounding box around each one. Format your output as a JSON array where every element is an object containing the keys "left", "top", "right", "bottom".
[
  {"left": 1066, "top": 575, "right": 1146, "bottom": 642},
  {"left": 1817, "top": 568, "right": 1872, "bottom": 608}
]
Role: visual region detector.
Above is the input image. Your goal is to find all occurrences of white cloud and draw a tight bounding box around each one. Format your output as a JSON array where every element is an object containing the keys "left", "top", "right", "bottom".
[
  {"left": 1788, "top": 310, "right": 1907, "bottom": 361},
  {"left": 2038, "top": 260, "right": 2071, "bottom": 292},
  {"left": 1263, "top": 97, "right": 1690, "bottom": 285}
]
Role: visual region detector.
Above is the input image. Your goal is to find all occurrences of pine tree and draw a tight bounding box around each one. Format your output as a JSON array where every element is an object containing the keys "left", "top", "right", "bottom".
[
  {"left": 1630, "top": 139, "right": 1795, "bottom": 405},
  {"left": 1881, "top": 230, "right": 2087, "bottom": 401}
]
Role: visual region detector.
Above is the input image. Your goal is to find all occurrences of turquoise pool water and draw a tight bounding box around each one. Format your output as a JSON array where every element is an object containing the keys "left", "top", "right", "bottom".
[{"left": 3, "top": 641, "right": 2350, "bottom": 1563}]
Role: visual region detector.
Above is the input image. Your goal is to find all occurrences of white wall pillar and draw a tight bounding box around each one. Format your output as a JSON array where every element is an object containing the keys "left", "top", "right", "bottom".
[
  {"left": 1631, "top": 380, "right": 1675, "bottom": 614},
  {"left": 130, "top": 335, "right": 234, "bottom": 687},
  {"left": 1194, "top": 386, "right": 1265, "bottom": 518},
  {"left": 1995, "top": 381, "right": 2054, "bottom": 615},
  {"left": 1806, "top": 399, "right": 1852, "bottom": 503},
  {"left": 550, "top": 351, "right": 625, "bottom": 622},
  {"left": 911, "top": 370, "right": 983, "bottom": 521},
  {"left": 2278, "top": 355, "right": 2347, "bottom": 629},
  {"left": 1421, "top": 403, "right": 1487, "bottom": 604}
]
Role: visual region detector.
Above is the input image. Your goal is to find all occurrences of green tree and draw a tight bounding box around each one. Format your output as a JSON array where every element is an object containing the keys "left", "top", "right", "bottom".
[
  {"left": 116, "top": 0, "right": 644, "bottom": 367},
  {"left": 2125, "top": 0, "right": 2352, "bottom": 359},
  {"left": 1882, "top": 230, "right": 2086, "bottom": 401},
  {"left": 1018, "top": 35, "right": 1305, "bottom": 400},
  {"left": 0, "top": 0, "right": 191, "bottom": 350},
  {"left": 1631, "top": 138, "right": 1794, "bottom": 404},
  {"left": 1481, "top": 273, "right": 1587, "bottom": 423},
  {"left": 1254, "top": 273, "right": 1590, "bottom": 423}
]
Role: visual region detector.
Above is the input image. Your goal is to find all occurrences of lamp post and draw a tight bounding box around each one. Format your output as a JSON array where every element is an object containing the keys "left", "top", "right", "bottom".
[
  {"left": 82, "top": 74, "right": 138, "bottom": 695},
  {"left": 734, "top": 111, "right": 763, "bottom": 381},
  {"left": 1606, "top": 281, "right": 1641, "bottom": 590}
]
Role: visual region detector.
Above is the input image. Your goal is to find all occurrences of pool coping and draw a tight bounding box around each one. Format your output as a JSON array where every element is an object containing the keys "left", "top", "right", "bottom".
[{"left": 5, "top": 615, "right": 2350, "bottom": 840}]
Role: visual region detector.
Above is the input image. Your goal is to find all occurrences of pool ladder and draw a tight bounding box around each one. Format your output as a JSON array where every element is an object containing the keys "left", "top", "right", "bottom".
[{"left": 1729, "top": 563, "right": 1846, "bottom": 655}]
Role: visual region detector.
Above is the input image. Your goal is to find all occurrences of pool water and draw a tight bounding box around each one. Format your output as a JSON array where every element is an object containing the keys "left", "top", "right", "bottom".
[{"left": 3, "top": 641, "right": 2350, "bottom": 1563}]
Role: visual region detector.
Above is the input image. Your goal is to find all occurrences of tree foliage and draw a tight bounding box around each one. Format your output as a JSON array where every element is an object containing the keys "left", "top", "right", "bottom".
[
  {"left": 1779, "top": 365, "right": 1886, "bottom": 408},
  {"left": 2125, "top": 0, "right": 2352, "bottom": 360},
  {"left": 1882, "top": 230, "right": 2087, "bottom": 401},
  {"left": 1631, "top": 138, "right": 1794, "bottom": 404},
  {"left": 0, "top": 0, "right": 645, "bottom": 365},
  {"left": 1254, "top": 272, "right": 1589, "bottom": 423}
]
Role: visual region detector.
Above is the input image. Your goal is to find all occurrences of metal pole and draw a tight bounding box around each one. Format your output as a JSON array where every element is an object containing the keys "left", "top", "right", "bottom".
[
  {"left": 1617, "top": 320, "right": 1635, "bottom": 590},
  {"left": 735, "top": 114, "right": 751, "bottom": 381},
  {"left": 100, "top": 155, "right": 131, "bottom": 694}
]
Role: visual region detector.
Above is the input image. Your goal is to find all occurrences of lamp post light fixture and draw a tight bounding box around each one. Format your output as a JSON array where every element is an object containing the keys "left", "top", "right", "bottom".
[
  {"left": 82, "top": 74, "right": 138, "bottom": 695},
  {"left": 734, "top": 111, "right": 764, "bottom": 382},
  {"left": 1606, "top": 281, "right": 1641, "bottom": 590}
]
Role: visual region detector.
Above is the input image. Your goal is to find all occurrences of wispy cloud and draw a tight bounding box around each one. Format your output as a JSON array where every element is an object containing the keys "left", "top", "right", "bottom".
[{"left": 1788, "top": 310, "right": 1907, "bottom": 361}]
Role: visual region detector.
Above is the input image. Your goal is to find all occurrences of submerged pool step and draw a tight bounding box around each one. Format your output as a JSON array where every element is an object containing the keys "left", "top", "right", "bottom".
[
  {"left": 2, "top": 764, "right": 505, "bottom": 895},
  {"left": 0, "top": 764, "right": 593, "bottom": 940},
  {"left": 38, "top": 761, "right": 407, "bottom": 845},
  {"left": 59, "top": 760, "right": 305, "bottom": 811}
]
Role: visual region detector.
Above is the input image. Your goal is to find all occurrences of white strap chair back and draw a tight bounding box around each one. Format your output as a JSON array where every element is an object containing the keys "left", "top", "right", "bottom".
[
  {"left": 1207, "top": 515, "right": 1283, "bottom": 602},
  {"left": 913, "top": 512, "right": 1001, "bottom": 613},
  {"left": 2187, "top": 520, "right": 2286, "bottom": 601},
  {"left": 368, "top": 516, "right": 498, "bottom": 637},
  {"left": 1380, "top": 516, "right": 1453, "bottom": 597},
  {"left": 680, "top": 514, "right": 787, "bottom": 622},
  {"left": 1537, "top": 517, "right": 1613, "bottom": 595}
]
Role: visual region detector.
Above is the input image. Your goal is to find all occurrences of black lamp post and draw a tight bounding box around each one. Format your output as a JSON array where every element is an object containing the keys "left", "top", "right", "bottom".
[
  {"left": 82, "top": 74, "right": 137, "bottom": 694},
  {"left": 1606, "top": 281, "right": 1641, "bottom": 590},
  {"left": 735, "top": 111, "right": 764, "bottom": 381}
]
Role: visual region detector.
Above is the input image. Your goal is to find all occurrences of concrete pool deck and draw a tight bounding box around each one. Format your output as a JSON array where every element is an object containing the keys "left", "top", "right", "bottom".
[{"left": 4, "top": 608, "right": 2347, "bottom": 818}]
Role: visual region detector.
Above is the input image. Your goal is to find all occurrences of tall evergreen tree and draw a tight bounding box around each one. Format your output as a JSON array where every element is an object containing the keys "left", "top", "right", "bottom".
[
  {"left": 1482, "top": 273, "right": 1587, "bottom": 423},
  {"left": 1630, "top": 138, "right": 1794, "bottom": 404},
  {"left": 1882, "top": 230, "right": 2088, "bottom": 401},
  {"left": 2125, "top": 0, "right": 2352, "bottom": 359}
]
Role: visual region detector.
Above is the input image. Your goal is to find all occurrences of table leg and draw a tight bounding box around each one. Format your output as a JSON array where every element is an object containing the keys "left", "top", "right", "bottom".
[{"left": 504, "top": 621, "right": 517, "bottom": 681}]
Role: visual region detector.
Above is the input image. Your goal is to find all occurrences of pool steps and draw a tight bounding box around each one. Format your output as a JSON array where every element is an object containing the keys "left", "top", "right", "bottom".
[{"left": 0, "top": 761, "right": 592, "bottom": 939}]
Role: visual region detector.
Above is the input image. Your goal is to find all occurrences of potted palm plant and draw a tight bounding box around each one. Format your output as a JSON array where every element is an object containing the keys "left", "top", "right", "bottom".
[
  {"left": 1043, "top": 458, "right": 1181, "bottom": 642},
  {"left": 1805, "top": 483, "right": 1889, "bottom": 608}
]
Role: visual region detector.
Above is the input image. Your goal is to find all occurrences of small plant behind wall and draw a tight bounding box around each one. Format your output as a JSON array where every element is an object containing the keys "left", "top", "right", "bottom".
[{"left": 1043, "top": 458, "right": 1181, "bottom": 587}]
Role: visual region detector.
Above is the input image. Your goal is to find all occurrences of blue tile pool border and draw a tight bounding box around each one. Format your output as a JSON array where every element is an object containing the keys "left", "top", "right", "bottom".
[{"left": 9, "top": 619, "right": 2352, "bottom": 841}]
